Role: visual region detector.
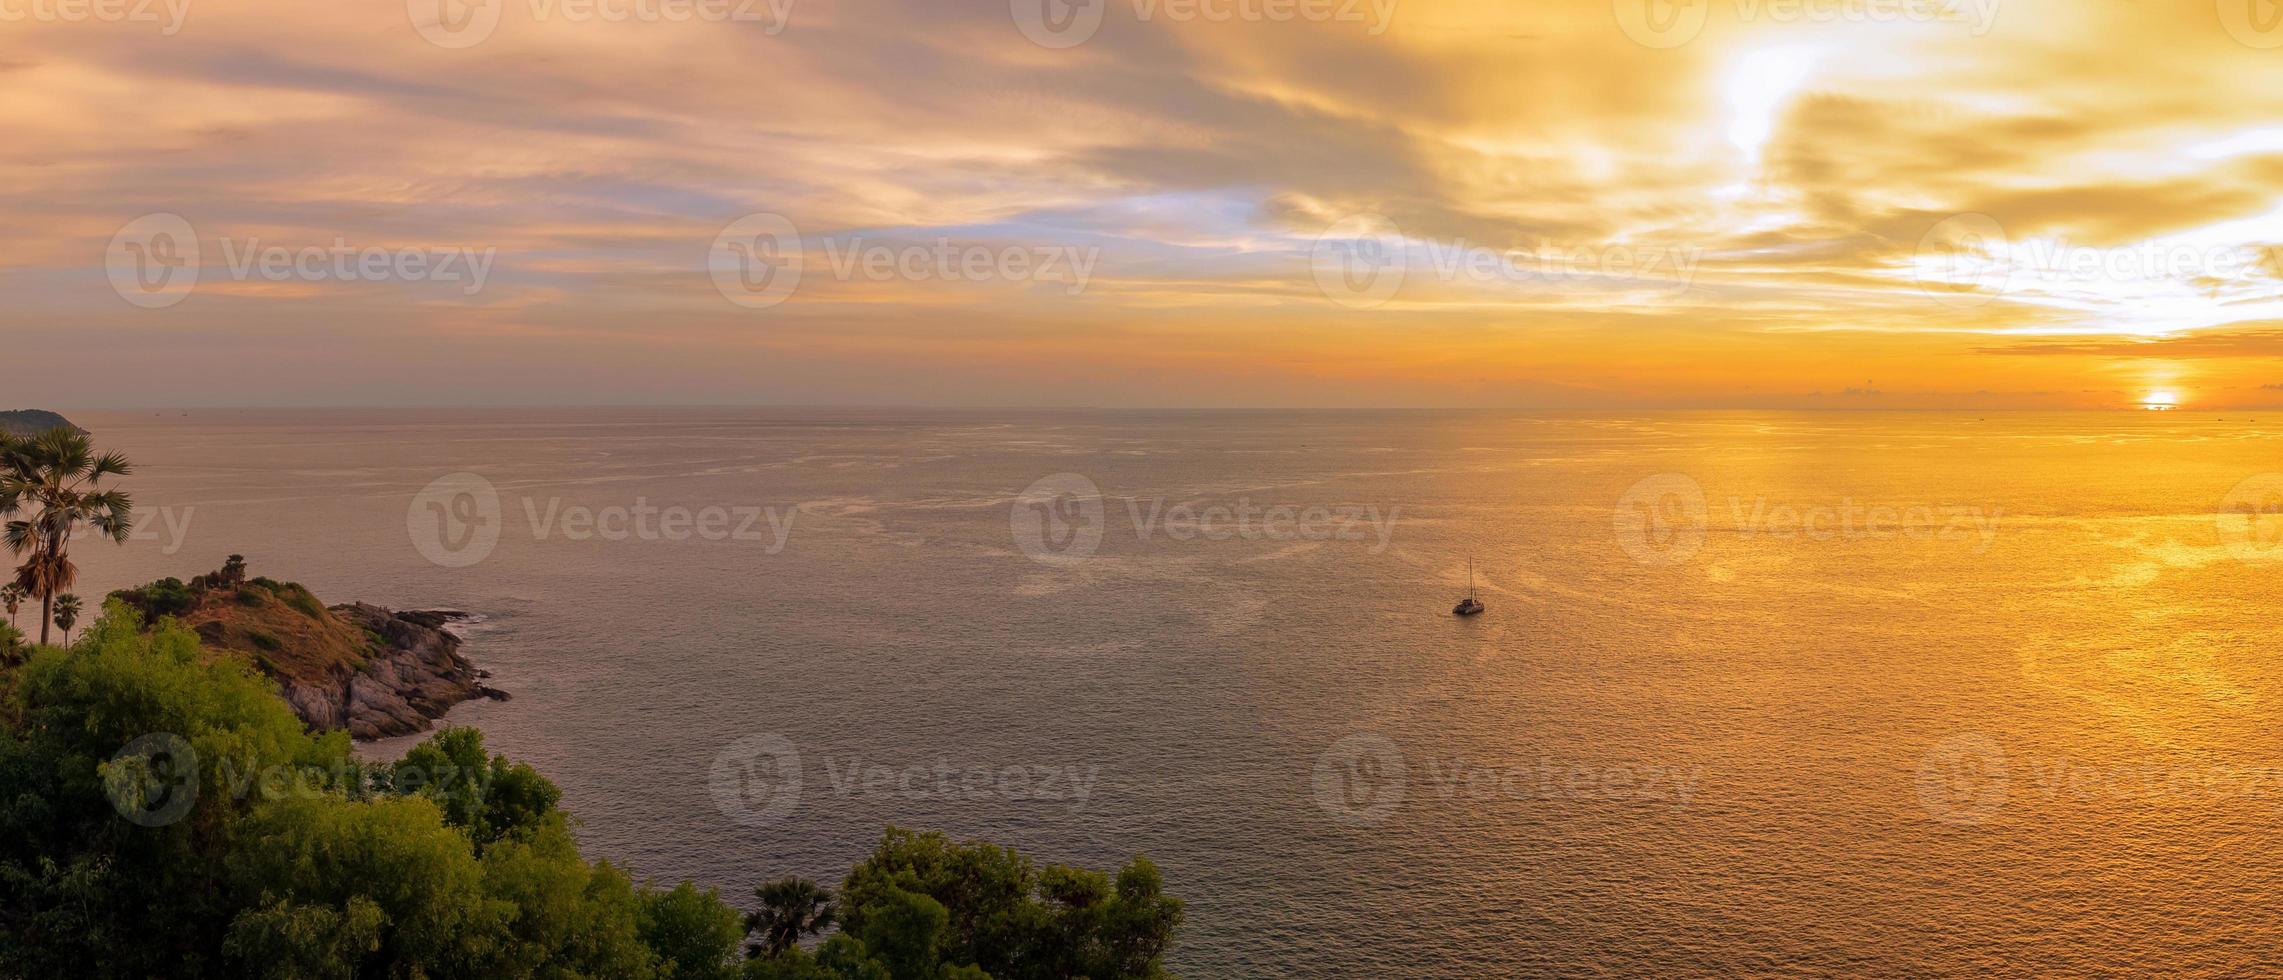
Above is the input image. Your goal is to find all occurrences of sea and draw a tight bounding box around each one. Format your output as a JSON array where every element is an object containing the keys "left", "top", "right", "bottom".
[{"left": 53, "top": 408, "right": 2283, "bottom": 976}]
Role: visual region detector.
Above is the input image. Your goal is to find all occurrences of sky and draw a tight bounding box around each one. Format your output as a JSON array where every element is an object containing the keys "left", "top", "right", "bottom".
[{"left": 6, "top": 0, "right": 2283, "bottom": 409}]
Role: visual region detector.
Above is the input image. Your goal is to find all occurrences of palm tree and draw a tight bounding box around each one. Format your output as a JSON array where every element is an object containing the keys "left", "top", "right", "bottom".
[
  {"left": 0, "top": 429, "right": 132, "bottom": 645},
  {"left": 51, "top": 593, "right": 81, "bottom": 646},
  {"left": 0, "top": 583, "right": 20, "bottom": 627},
  {"left": 744, "top": 877, "right": 835, "bottom": 959}
]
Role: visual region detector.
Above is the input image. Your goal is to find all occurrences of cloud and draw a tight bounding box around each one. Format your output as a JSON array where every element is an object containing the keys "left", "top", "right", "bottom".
[{"left": 8, "top": 0, "right": 2283, "bottom": 406}]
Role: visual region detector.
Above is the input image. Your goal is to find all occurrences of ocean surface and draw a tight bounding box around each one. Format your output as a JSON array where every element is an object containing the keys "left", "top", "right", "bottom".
[{"left": 55, "top": 408, "right": 2283, "bottom": 976}]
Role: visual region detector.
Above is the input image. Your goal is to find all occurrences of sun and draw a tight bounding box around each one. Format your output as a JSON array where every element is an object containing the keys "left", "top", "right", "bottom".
[{"left": 2140, "top": 390, "right": 2180, "bottom": 411}]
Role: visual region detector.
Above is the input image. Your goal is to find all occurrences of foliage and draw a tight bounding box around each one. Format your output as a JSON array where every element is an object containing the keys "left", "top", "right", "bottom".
[
  {"left": 644, "top": 882, "right": 747, "bottom": 980},
  {"left": 0, "top": 604, "right": 1183, "bottom": 978},
  {"left": 108, "top": 577, "right": 198, "bottom": 620},
  {"left": 741, "top": 829, "right": 1184, "bottom": 980},
  {"left": 748, "top": 876, "right": 836, "bottom": 959},
  {"left": 834, "top": 828, "right": 1182, "bottom": 980},
  {"left": 0, "top": 428, "right": 132, "bottom": 645}
]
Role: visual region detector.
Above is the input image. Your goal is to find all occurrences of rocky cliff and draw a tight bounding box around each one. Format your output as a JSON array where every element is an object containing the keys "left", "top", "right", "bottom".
[
  {"left": 112, "top": 565, "right": 504, "bottom": 739},
  {"left": 279, "top": 604, "right": 503, "bottom": 740}
]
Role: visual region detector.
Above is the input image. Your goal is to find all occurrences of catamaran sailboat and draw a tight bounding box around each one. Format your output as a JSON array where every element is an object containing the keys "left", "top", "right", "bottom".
[{"left": 1453, "top": 557, "right": 1484, "bottom": 616}]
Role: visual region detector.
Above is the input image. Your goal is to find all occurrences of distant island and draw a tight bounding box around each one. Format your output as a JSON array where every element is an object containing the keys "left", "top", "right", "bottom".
[{"left": 0, "top": 409, "right": 80, "bottom": 436}]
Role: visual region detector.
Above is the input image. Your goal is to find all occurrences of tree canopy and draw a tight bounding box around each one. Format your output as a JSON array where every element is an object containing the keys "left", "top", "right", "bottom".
[{"left": 0, "top": 603, "right": 1180, "bottom": 978}]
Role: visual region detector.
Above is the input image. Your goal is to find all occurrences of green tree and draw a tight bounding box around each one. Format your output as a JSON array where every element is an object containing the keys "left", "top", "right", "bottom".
[
  {"left": 847, "top": 888, "right": 947, "bottom": 980},
  {"left": 50, "top": 594, "right": 81, "bottom": 646},
  {"left": 0, "top": 603, "right": 1180, "bottom": 977},
  {"left": 387, "top": 726, "right": 561, "bottom": 850},
  {"left": 743, "top": 935, "right": 894, "bottom": 980},
  {"left": 1, "top": 583, "right": 23, "bottom": 626},
  {"left": 0, "top": 429, "right": 132, "bottom": 645},
  {"left": 642, "top": 882, "right": 746, "bottom": 980},
  {"left": 746, "top": 877, "right": 836, "bottom": 959},
  {"left": 839, "top": 828, "right": 1182, "bottom": 980}
]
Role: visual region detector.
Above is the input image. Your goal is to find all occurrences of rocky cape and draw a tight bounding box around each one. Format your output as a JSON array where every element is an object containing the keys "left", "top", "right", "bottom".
[
  {"left": 278, "top": 605, "right": 508, "bottom": 740},
  {"left": 111, "top": 568, "right": 505, "bottom": 739}
]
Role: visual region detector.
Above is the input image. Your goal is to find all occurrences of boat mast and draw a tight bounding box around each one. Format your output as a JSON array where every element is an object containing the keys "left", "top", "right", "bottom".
[{"left": 1468, "top": 556, "right": 1475, "bottom": 600}]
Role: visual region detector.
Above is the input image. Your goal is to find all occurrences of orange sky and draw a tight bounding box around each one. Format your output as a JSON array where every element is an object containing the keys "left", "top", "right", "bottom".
[{"left": 5, "top": 0, "right": 2283, "bottom": 408}]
